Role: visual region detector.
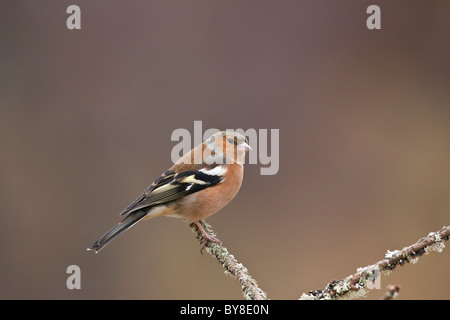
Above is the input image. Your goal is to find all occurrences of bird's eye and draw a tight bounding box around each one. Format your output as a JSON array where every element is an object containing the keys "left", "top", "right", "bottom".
[{"left": 227, "top": 138, "right": 234, "bottom": 144}]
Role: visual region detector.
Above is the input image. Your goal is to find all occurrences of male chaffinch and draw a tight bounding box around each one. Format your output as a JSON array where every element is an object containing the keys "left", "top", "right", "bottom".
[{"left": 88, "top": 131, "right": 251, "bottom": 253}]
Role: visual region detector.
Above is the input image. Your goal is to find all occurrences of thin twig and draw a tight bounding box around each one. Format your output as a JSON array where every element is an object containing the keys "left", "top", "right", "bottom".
[
  {"left": 300, "top": 225, "right": 450, "bottom": 300},
  {"left": 381, "top": 284, "right": 401, "bottom": 300},
  {"left": 190, "top": 220, "right": 267, "bottom": 300}
]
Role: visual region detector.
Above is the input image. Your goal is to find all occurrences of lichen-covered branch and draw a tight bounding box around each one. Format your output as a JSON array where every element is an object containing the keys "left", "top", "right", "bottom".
[
  {"left": 300, "top": 225, "right": 450, "bottom": 300},
  {"left": 190, "top": 220, "right": 267, "bottom": 300}
]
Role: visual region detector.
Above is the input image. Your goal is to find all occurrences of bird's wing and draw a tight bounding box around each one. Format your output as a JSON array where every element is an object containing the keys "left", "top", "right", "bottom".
[{"left": 119, "top": 165, "right": 225, "bottom": 216}]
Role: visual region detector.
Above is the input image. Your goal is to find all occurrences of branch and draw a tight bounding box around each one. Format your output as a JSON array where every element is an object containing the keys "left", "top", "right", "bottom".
[
  {"left": 190, "top": 220, "right": 267, "bottom": 300},
  {"left": 300, "top": 226, "right": 450, "bottom": 300}
]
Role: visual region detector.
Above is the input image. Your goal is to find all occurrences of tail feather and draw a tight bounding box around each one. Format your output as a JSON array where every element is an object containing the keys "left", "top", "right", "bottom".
[{"left": 87, "top": 210, "right": 147, "bottom": 253}]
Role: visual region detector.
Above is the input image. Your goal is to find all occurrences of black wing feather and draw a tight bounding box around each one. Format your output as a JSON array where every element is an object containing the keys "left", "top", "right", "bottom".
[{"left": 120, "top": 169, "right": 224, "bottom": 216}]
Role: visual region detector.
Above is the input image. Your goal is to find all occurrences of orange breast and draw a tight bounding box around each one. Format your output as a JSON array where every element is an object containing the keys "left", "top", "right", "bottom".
[{"left": 175, "top": 164, "right": 244, "bottom": 223}]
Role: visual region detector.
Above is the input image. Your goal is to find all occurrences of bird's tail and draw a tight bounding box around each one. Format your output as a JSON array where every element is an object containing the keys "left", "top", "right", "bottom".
[{"left": 87, "top": 210, "right": 147, "bottom": 253}]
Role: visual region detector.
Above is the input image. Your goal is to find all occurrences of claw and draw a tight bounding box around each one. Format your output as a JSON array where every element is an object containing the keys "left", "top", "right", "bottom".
[
  {"left": 195, "top": 221, "right": 223, "bottom": 254},
  {"left": 200, "top": 234, "right": 222, "bottom": 254}
]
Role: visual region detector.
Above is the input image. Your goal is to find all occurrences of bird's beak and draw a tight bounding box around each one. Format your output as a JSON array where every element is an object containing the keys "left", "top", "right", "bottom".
[{"left": 238, "top": 142, "right": 253, "bottom": 152}]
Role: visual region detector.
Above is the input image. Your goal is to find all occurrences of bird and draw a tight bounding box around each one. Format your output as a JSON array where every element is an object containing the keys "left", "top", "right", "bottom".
[{"left": 87, "top": 130, "right": 252, "bottom": 253}]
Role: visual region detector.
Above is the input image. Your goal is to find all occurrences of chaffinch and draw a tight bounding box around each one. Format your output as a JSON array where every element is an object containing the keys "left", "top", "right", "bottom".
[{"left": 88, "top": 131, "right": 251, "bottom": 253}]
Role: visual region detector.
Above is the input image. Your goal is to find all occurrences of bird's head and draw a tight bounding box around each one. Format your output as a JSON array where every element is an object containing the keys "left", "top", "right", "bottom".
[{"left": 205, "top": 131, "right": 252, "bottom": 165}]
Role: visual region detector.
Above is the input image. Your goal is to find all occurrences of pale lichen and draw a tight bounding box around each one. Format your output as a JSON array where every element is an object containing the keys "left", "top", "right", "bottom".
[
  {"left": 385, "top": 249, "right": 401, "bottom": 259},
  {"left": 425, "top": 241, "right": 445, "bottom": 254}
]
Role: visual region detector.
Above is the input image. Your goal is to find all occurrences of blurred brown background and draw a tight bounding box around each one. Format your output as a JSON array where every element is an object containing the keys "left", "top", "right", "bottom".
[{"left": 1, "top": 1, "right": 449, "bottom": 300}]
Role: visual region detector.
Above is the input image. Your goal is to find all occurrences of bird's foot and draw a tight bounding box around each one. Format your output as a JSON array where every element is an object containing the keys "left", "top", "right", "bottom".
[
  {"left": 195, "top": 221, "right": 223, "bottom": 254},
  {"left": 200, "top": 233, "right": 222, "bottom": 254}
]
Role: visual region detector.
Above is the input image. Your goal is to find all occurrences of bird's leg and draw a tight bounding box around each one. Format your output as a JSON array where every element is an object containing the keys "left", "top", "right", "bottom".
[{"left": 195, "top": 221, "right": 222, "bottom": 254}]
